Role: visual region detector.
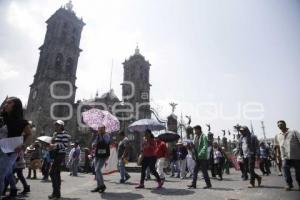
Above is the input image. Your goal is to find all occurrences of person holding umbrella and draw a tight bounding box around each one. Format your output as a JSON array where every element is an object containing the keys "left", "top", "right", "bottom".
[
  {"left": 91, "top": 125, "right": 110, "bottom": 193},
  {"left": 136, "top": 129, "right": 164, "bottom": 189}
]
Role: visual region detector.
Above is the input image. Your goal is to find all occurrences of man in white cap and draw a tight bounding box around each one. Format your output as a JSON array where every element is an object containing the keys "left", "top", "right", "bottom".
[{"left": 48, "top": 120, "right": 70, "bottom": 199}]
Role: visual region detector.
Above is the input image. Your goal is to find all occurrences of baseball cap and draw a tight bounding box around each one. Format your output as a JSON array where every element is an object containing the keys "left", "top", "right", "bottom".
[
  {"left": 239, "top": 126, "right": 248, "bottom": 131},
  {"left": 55, "top": 120, "right": 65, "bottom": 126}
]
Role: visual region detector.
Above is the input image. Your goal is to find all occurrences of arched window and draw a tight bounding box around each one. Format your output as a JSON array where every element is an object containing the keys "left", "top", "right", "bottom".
[
  {"left": 66, "top": 58, "right": 73, "bottom": 71},
  {"left": 55, "top": 53, "right": 64, "bottom": 68}
]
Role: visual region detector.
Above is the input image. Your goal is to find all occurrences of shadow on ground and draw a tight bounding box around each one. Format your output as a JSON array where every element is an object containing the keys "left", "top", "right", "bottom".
[
  {"left": 210, "top": 187, "right": 236, "bottom": 191},
  {"left": 101, "top": 192, "right": 144, "bottom": 200},
  {"left": 259, "top": 185, "right": 284, "bottom": 189},
  {"left": 108, "top": 181, "right": 139, "bottom": 186},
  {"left": 151, "top": 188, "right": 195, "bottom": 196}
]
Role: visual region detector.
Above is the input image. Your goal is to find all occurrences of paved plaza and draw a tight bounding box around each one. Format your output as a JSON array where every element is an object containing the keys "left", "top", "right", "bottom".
[{"left": 12, "top": 169, "right": 299, "bottom": 200}]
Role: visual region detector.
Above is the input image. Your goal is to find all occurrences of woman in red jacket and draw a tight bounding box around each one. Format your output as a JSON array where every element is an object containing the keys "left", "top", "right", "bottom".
[{"left": 136, "top": 129, "right": 164, "bottom": 189}]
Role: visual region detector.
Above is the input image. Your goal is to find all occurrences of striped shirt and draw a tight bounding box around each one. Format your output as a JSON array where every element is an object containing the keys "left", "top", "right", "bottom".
[{"left": 52, "top": 131, "right": 71, "bottom": 154}]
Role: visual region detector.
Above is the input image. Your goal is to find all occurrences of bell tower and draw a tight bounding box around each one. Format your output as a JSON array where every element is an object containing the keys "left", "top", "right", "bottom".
[
  {"left": 26, "top": 1, "right": 85, "bottom": 136},
  {"left": 121, "top": 46, "right": 151, "bottom": 122},
  {"left": 120, "top": 46, "right": 152, "bottom": 160}
]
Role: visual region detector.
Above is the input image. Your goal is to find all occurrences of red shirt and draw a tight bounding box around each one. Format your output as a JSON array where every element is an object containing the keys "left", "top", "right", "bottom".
[
  {"left": 142, "top": 139, "right": 156, "bottom": 157},
  {"left": 155, "top": 140, "right": 168, "bottom": 158}
]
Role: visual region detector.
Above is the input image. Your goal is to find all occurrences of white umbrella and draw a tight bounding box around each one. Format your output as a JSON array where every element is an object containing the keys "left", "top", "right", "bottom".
[
  {"left": 37, "top": 136, "right": 52, "bottom": 144},
  {"left": 128, "top": 119, "right": 165, "bottom": 132}
]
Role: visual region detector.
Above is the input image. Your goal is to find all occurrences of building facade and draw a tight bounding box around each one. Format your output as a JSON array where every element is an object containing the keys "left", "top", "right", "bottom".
[
  {"left": 26, "top": 4, "right": 85, "bottom": 137},
  {"left": 26, "top": 3, "right": 152, "bottom": 159}
]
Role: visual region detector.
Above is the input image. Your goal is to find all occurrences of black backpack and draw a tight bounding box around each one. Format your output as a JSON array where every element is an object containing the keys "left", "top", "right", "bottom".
[{"left": 95, "top": 135, "right": 110, "bottom": 159}]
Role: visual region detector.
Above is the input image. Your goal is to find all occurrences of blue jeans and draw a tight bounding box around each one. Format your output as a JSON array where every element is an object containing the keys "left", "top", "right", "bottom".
[
  {"left": 95, "top": 158, "right": 106, "bottom": 187},
  {"left": 283, "top": 159, "right": 300, "bottom": 187},
  {"left": 118, "top": 159, "right": 130, "bottom": 181},
  {"left": 0, "top": 152, "right": 17, "bottom": 194}
]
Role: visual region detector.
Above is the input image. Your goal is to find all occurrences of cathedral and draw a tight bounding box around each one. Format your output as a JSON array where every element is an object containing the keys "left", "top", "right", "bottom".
[{"left": 25, "top": 2, "right": 154, "bottom": 159}]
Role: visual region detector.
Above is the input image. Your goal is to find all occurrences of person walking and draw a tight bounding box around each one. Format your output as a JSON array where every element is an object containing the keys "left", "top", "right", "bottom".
[
  {"left": 69, "top": 142, "right": 81, "bottom": 177},
  {"left": 117, "top": 131, "right": 130, "bottom": 183},
  {"left": 15, "top": 150, "right": 30, "bottom": 195},
  {"left": 27, "top": 142, "right": 41, "bottom": 179},
  {"left": 0, "top": 97, "right": 32, "bottom": 199},
  {"left": 239, "top": 126, "right": 262, "bottom": 188},
  {"left": 41, "top": 144, "right": 51, "bottom": 181},
  {"left": 235, "top": 134, "right": 249, "bottom": 180},
  {"left": 259, "top": 142, "right": 271, "bottom": 176},
  {"left": 188, "top": 125, "right": 212, "bottom": 189},
  {"left": 155, "top": 138, "right": 168, "bottom": 181},
  {"left": 91, "top": 125, "right": 110, "bottom": 193},
  {"left": 212, "top": 142, "right": 224, "bottom": 180},
  {"left": 275, "top": 120, "right": 300, "bottom": 191},
  {"left": 170, "top": 146, "right": 178, "bottom": 177},
  {"left": 135, "top": 129, "right": 164, "bottom": 189},
  {"left": 176, "top": 142, "right": 188, "bottom": 179},
  {"left": 186, "top": 141, "right": 196, "bottom": 178},
  {"left": 48, "top": 120, "right": 71, "bottom": 199}
]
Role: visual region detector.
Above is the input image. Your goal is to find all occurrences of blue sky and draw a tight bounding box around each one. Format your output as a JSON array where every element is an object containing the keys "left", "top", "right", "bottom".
[{"left": 0, "top": 0, "right": 299, "bottom": 139}]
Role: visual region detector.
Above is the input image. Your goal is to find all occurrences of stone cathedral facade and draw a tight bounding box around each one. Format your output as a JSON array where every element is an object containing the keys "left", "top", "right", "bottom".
[{"left": 26, "top": 3, "right": 151, "bottom": 159}]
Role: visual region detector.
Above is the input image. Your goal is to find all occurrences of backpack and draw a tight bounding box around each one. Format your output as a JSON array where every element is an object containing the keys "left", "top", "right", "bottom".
[{"left": 95, "top": 135, "right": 110, "bottom": 159}]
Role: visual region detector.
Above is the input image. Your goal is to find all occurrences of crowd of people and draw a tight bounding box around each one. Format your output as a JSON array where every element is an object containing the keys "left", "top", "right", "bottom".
[{"left": 0, "top": 97, "right": 299, "bottom": 200}]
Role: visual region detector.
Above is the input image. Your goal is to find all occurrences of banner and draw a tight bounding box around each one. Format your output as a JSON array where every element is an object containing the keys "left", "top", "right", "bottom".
[{"left": 102, "top": 144, "right": 119, "bottom": 175}]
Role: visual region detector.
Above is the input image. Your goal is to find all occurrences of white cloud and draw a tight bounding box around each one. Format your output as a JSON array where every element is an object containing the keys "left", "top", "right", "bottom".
[
  {"left": 0, "top": 57, "right": 19, "bottom": 80},
  {"left": 6, "top": 1, "right": 44, "bottom": 42},
  {"left": 223, "top": 73, "right": 236, "bottom": 79}
]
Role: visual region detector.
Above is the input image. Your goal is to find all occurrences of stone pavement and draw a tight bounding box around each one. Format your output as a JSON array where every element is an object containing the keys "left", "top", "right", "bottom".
[{"left": 8, "top": 169, "right": 300, "bottom": 200}]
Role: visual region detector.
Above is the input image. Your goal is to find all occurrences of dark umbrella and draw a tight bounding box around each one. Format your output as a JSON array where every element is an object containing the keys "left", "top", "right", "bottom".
[{"left": 157, "top": 131, "right": 180, "bottom": 142}]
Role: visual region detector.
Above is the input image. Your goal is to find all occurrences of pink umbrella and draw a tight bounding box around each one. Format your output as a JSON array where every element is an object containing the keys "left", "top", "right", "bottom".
[{"left": 82, "top": 108, "right": 120, "bottom": 133}]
